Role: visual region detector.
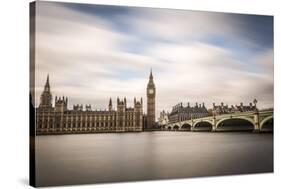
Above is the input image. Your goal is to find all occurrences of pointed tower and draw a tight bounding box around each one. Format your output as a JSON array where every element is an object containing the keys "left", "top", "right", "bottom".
[
  {"left": 109, "top": 98, "right": 112, "bottom": 111},
  {"left": 39, "top": 74, "right": 52, "bottom": 108},
  {"left": 146, "top": 69, "right": 156, "bottom": 129},
  {"left": 45, "top": 74, "right": 50, "bottom": 91}
]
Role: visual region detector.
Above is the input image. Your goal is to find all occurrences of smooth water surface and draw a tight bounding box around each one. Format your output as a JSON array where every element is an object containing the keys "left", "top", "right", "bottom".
[{"left": 35, "top": 132, "right": 273, "bottom": 186}]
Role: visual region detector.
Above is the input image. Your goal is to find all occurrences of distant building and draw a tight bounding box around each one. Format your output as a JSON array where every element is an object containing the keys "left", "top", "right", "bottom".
[
  {"left": 212, "top": 100, "right": 257, "bottom": 115},
  {"left": 158, "top": 110, "right": 169, "bottom": 126},
  {"left": 36, "top": 75, "right": 144, "bottom": 134},
  {"left": 168, "top": 102, "right": 210, "bottom": 123}
]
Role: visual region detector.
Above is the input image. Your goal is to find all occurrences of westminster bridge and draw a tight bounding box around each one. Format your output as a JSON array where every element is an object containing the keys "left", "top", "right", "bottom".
[{"left": 164, "top": 109, "right": 273, "bottom": 132}]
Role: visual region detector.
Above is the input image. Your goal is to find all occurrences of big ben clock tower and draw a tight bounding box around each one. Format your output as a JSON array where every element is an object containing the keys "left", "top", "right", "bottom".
[{"left": 147, "top": 69, "right": 156, "bottom": 129}]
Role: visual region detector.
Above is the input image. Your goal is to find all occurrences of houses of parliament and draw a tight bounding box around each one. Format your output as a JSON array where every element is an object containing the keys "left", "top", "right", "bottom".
[{"left": 35, "top": 71, "right": 156, "bottom": 134}]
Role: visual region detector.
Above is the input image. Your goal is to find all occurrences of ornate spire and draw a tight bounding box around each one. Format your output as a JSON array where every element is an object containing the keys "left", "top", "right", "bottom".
[
  {"left": 40, "top": 74, "right": 52, "bottom": 108},
  {"left": 109, "top": 98, "right": 112, "bottom": 111},
  {"left": 147, "top": 68, "right": 155, "bottom": 88},
  {"left": 149, "top": 68, "right": 153, "bottom": 80},
  {"left": 45, "top": 74, "right": 50, "bottom": 89}
]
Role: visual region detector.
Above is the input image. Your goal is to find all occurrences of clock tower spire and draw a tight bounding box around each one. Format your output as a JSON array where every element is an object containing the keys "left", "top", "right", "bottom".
[
  {"left": 39, "top": 74, "right": 52, "bottom": 108},
  {"left": 147, "top": 69, "right": 156, "bottom": 129}
]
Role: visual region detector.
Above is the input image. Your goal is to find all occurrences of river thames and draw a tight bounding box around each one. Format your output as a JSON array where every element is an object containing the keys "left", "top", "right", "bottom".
[{"left": 35, "top": 132, "right": 273, "bottom": 186}]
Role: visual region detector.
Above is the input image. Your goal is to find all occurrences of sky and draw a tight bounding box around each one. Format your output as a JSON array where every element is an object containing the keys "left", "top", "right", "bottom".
[{"left": 34, "top": 1, "right": 274, "bottom": 118}]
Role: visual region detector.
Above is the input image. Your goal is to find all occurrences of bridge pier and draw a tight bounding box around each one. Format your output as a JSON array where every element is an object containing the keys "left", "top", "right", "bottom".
[
  {"left": 254, "top": 112, "right": 260, "bottom": 132},
  {"left": 212, "top": 116, "right": 216, "bottom": 132},
  {"left": 253, "top": 129, "right": 260, "bottom": 133}
]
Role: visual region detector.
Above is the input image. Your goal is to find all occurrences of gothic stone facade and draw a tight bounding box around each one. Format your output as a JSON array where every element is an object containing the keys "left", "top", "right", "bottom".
[{"left": 36, "top": 75, "right": 144, "bottom": 134}]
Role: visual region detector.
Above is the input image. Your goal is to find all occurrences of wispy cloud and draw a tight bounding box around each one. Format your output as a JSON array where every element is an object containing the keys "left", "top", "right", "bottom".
[{"left": 34, "top": 1, "right": 273, "bottom": 117}]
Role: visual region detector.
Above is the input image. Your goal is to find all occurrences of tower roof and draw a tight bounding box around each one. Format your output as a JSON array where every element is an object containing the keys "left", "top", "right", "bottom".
[
  {"left": 40, "top": 74, "right": 52, "bottom": 107},
  {"left": 44, "top": 74, "right": 50, "bottom": 89},
  {"left": 147, "top": 68, "right": 155, "bottom": 87},
  {"left": 44, "top": 74, "right": 50, "bottom": 91},
  {"left": 149, "top": 68, "right": 153, "bottom": 80}
]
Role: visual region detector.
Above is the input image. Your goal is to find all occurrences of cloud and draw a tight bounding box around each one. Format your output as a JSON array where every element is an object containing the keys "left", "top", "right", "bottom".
[
  {"left": 35, "top": 2, "right": 152, "bottom": 108},
  {"left": 146, "top": 42, "right": 273, "bottom": 112},
  {"left": 124, "top": 8, "right": 228, "bottom": 41},
  {"left": 34, "top": 2, "right": 274, "bottom": 118},
  {"left": 256, "top": 49, "right": 274, "bottom": 72}
]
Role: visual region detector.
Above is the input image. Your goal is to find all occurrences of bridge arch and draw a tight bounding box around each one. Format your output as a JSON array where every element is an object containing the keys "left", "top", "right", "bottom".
[
  {"left": 194, "top": 121, "right": 212, "bottom": 131},
  {"left": 260, "top": 116, "right": 273, "bottom": 131},
  {"left": 173, "top": 125, "right": 180, "bottom": 130},
  {"left": 194, "top": 119, "right": 213, "bottom": 126},
  {"left": 216, "top": 117, "right": 255, "bottom": 131},
  {"left": 181, "top": 123, "right": 192, "bottom": 131},
  {"left": 167, "top": 126, "right": 172, "bottom": 130}
]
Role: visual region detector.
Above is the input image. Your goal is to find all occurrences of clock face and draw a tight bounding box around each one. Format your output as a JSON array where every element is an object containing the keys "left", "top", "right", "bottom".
[{"left": 148, "top": 89, "right": 154, "bottom": 94}]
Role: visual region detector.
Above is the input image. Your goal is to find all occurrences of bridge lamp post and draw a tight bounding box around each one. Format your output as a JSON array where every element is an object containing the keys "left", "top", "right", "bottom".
[{"left": 253, "top": 98, "right": 258, "bottom": 109}]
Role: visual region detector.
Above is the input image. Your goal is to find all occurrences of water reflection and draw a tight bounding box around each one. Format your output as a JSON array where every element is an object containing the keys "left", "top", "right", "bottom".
[{"left": 36, "top": 132, "right": 273, "bottom": 187}]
